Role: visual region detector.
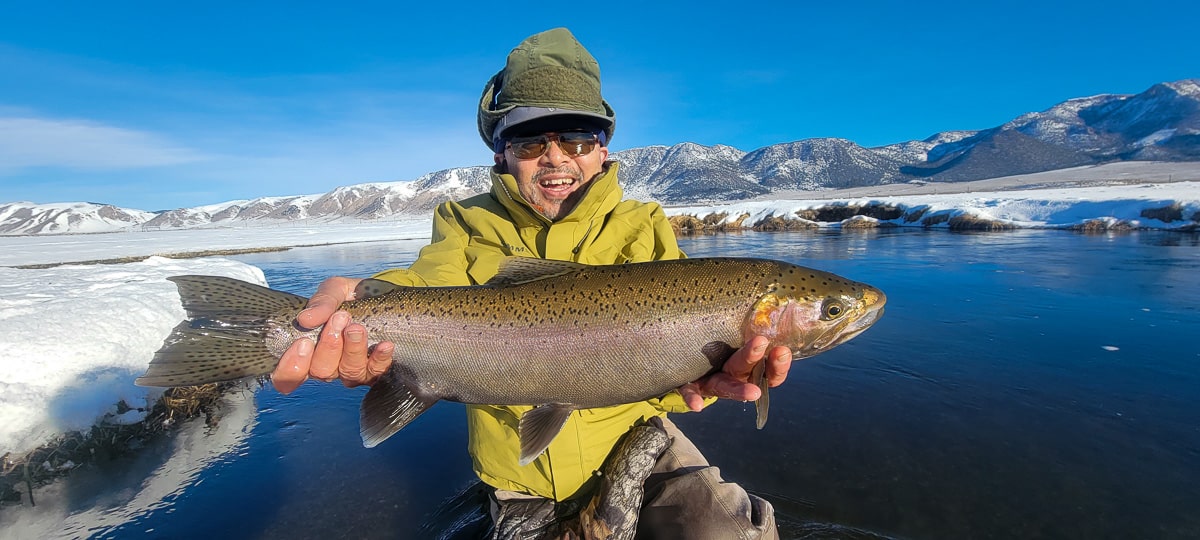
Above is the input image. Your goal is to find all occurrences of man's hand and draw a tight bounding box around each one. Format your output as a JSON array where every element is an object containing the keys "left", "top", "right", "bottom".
[
  {"left": 677, "top": 336, "right": 792, "bottom": 412},
  {"left": 271, "top": 276, "right": 395, "bottom": 394}
]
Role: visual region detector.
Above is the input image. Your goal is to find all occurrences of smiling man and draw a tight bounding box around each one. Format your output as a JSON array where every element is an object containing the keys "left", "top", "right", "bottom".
[
  {"left": 271, "top": 28, "right": 788, "bottom": 538},
  {"left": 500, "top": 130, "right": 607, "bottom": 220}
]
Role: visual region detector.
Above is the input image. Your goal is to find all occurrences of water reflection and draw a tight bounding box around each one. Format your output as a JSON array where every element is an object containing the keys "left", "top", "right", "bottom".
[
  {"left": 4, "top": 231, "right": 1198, "bottom": 539},
  {"left": 0, "top": 391, "right": 257, "bottom": 539},
  {"left": 678, "top": 229, "right": 1200, "bottom": 539}
]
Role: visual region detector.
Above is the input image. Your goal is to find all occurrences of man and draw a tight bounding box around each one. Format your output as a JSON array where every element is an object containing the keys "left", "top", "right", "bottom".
[{"left": 270, "top": 28, "right": 791, "bottom": 538}]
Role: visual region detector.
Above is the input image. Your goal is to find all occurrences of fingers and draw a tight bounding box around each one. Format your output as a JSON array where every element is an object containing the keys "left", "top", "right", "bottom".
[
  {"left": 365, "top": 341, "right": 395, "bottom": 382},
  {"left": 308, "top": 311, "right": 350, "bottom": 381},
  {"left": 338, "top": 323, "right": 369, "bottom": 385},
  {"left": 685, "top": 336, "right": 793, "bottom": 404},
  {"left": 677, "top": 382, "right": 705, "bottom": 412},
  {"left": 723, "top": 335, "right": 770, "bottom": 379},
  {"left": 272, "top": 338, "right": 314, "bottom": 394},
  {"left": 295, "top": 277, "right": 361, "bottom": 330},
  {"left": 273, "top": 276, "right": 384, "bottom": 393},
  {"left": 766, "top": 345, "right": 792, "bottom": 388},
  {"left": 702, "top": 372, "right": 762, "bottom": 402},
  {"left": 338, "top": 324, "right": 394, "bottom": 387}
]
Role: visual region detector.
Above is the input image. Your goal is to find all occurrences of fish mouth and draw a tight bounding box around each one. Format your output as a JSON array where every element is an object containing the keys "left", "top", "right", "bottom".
[{"left": 797, "top": 292, "right": 886, "bottom": 358}]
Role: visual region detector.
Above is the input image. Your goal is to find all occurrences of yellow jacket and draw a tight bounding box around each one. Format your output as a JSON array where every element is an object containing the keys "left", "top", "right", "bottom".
[{"left": 373, "top": 162, "right": 705, "bottom": 501}]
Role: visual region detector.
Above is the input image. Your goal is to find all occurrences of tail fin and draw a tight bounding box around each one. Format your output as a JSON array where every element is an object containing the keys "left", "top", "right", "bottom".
[{"left": 136, "top": 275, "right": 307, "bottom": 387}]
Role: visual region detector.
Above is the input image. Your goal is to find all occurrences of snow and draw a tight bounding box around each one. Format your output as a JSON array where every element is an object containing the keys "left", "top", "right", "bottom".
[
  {"left": 0, "top": 218, "right": 432, "bottom": 268},
  {"left": 0, "top": 178, "right": 1197, "bottom": 457},
  {"left": 672, "top": 180, "right": 1199, "bottom": 230},
  {"left": 0, "top": 256, "right": 264, "bottom": 456},
  {"left": 1136, "top": 129, "right": 1177, "bottom": 147}
]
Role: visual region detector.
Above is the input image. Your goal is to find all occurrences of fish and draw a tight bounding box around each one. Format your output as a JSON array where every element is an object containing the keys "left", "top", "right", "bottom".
[{"left": 137, "top": 257, "right": 886, "bottom": 465}]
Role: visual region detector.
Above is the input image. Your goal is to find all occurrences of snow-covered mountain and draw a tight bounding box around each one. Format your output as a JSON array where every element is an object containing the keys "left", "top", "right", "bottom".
[
  {"left": 0, "top": 202, "right": 155, "bottom": 234},
  {"left": 126, "top": 167, "right": 493, "bottom": 233},
  {"left": 3, "top": 79, "right": 1198, "bottom": 235}
]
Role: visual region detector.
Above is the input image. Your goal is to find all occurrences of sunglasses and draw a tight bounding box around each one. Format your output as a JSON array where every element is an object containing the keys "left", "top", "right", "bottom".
[{"left": 506, "top": 131, "right": 600, "bottom": 159}]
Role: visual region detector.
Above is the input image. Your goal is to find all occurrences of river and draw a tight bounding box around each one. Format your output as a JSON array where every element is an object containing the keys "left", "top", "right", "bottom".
[{"left": 4, "top": 229, "right": 1198, "bottom": 539}]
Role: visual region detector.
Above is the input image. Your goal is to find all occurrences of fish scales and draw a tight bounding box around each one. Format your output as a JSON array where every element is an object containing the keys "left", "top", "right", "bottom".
[
  {"left": 339, "top": 259, "right": 771, "bottom": 407},
  {"left": 139, "top": 256, "right": 886, "bottom": 464}
]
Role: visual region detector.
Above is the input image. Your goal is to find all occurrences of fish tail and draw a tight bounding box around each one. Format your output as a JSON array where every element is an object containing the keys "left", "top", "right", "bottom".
[{"left": 135, "top": 275, "right": 307, "bottom": 387}]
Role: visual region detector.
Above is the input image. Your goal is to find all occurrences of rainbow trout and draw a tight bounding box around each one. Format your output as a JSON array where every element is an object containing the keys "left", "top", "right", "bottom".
[{"left": 137, "top": 257, "right": 885, "bottom": 465}]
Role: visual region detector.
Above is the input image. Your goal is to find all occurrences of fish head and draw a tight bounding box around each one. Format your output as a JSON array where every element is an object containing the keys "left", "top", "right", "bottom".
[{"left": 743, "top": 264, "right": 886, "bottom": 359}]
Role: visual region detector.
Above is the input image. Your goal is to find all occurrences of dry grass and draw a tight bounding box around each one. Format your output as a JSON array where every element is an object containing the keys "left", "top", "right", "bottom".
[
  {"left": 1, "top": 383, "right": 233, "bottom": 508},
  {"left": 1140, "top": 203, "right": 1185, "bottom": 223},
  {"left": 1070, "top": 219, "right": 1137, "bottom": 232},
  {"left": 13, "top": 247, "right": 293, "bottom": 270},
  {"left": 903, "top": 207, "right": 930, "bottom": 223},
  {"left": 753, "top": 215, "right": 819, "bottom": 231},
  {"left": 921, "top": 213, "right": 950, "bottom": 227},
  {"left": 795, "top": 202, "right": 905, "bottom": 222},
  {"left": 669, "top": 213, "right": 753, "bottom": 234},
  {"left": 947, "top": 215, "right": 1017, "bottom": 231},
  {"left": 842, "top": 216, "right": 894, "bottom": 229}
]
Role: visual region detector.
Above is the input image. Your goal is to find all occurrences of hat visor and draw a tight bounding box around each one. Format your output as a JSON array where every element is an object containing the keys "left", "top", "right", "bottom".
[{"left": 493, "top": 107, "right": 613, "bottom": 141}]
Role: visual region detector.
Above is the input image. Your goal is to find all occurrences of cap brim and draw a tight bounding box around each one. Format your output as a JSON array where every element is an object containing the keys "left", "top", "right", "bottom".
[{"left": 494, "top": 107, "right": 613, "bottom": 141}]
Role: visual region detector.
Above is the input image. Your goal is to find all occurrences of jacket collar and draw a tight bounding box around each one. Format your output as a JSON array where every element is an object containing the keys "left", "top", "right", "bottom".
[{"left": 490, "top": 161, "right": 624, "bottom": 228}]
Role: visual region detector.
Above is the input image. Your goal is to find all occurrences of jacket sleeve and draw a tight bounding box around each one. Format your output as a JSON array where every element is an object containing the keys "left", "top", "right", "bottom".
[
  {"left": 649, "top": 204, "right": 687, "bottom": 261},
  {"left": 372, "top": 202, "right": 473, "bottom": 287}
]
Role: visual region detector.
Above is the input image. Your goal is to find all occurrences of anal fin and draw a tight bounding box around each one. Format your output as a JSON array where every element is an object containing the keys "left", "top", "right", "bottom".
[
  {"left": 518, "top": 404, "right": 577, "bottom": 466},
  {"left": 360, "top": 366, "right": 438, "bottom": 448}
]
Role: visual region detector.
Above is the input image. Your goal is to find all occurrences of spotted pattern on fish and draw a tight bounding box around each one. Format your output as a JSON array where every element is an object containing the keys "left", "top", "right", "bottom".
[{"left": 138, "top": 257, "right": 886, "bottom": 462}]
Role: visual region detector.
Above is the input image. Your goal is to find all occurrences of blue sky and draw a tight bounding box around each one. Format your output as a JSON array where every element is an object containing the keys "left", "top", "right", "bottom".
[{"left": 1, "top": 1, "right": 1197, "bottom": 211}]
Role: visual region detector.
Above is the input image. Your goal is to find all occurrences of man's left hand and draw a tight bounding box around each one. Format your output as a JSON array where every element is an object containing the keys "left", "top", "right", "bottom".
[{"left": 677, "top": 336, "right": 792, "bottom": 412}]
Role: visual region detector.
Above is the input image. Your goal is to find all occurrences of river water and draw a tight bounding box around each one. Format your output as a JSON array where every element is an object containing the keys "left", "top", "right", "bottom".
[{"left": 3, "top": 229, "right": 1198, "bottom": 539}]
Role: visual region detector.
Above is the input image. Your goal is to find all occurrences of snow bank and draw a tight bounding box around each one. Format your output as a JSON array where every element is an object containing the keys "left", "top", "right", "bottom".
[
  {"left": 667, "top": 181, "right": 1200, "bottom": 229},
  {"left": 0, "top": 257, "right": 265, "bottom": 455}
]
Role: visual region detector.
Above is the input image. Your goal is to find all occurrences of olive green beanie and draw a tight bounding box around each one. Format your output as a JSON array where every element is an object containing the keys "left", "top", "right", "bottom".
[{"left": 478, "top": 28, "right": 616, "bottom": 151}]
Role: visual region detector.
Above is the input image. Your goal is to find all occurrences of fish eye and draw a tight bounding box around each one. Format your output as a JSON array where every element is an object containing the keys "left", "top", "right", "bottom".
[{"left": 822, "top": 299, "right": 845, "bottom": 320}]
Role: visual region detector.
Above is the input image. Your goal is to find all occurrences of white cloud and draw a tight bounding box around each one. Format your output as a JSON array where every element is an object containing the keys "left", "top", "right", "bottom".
[{"left": 0, "top": 116, "right": 207, "bottom": 171}]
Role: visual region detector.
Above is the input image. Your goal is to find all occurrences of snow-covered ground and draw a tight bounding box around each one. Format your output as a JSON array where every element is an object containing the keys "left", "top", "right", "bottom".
[
  {"left": 0, "top": 257, "right": 264, "bottom": 456},
  {"left": 0, "top": 218, "right": 432, "bottom": 268},
  {"left": 673, "top": 180, "right": 1200, "bottom": 230},
  {"left": 0, "top": 179, "right": 1198, "bottom": 458}
]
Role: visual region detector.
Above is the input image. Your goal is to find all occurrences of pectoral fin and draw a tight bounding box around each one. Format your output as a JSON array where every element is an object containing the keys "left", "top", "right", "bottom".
[
  {"left": 360, "top": 367, "right": 438, "bottom": 448},
  {"left": 753, "top": 360, "right": 770, "bottom": 430},
  {"left": 518, "top": 404, "right": 577, "bottom": 466}
]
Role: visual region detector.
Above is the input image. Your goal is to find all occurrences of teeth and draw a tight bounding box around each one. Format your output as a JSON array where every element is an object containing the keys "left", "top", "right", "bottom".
[{"left": 541, "top": 179, "right": 573, "bottom": 186}]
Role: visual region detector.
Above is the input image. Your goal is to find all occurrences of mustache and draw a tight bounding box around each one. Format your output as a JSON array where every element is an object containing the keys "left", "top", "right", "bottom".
[{"left": 532, "top": 166, "right": 582, "bottom": 183}]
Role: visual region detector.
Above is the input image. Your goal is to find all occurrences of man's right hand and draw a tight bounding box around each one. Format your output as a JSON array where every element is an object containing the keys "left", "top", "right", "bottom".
[{"left": 271, "top": 276, "right": 395, "bottom": 394}]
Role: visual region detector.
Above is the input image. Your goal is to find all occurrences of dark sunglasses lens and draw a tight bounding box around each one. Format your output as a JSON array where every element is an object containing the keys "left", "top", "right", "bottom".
[
  {"left": 558, "top": 133, "right": 597, "bottom": 156},
  {"left": 508, "top": 132, "right": 598, "bottom": 159},
  {"left": 509, "top": 136, "right": 549, "bottom": 159}
]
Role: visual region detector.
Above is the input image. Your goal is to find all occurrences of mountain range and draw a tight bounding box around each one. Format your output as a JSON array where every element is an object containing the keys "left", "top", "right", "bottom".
[{"left": 2, "top": 79, "right": 1198, "bottom": 235}]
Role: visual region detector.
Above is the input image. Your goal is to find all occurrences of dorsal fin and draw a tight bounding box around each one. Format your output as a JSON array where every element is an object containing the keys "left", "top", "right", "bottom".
[{"left": 486, "top": 257, "right": 587, "bottom": 287}]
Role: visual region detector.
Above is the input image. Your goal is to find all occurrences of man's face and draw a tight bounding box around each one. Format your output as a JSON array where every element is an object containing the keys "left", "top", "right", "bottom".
[{"left": 494, "top": 130, "right": 609, "bottom": 221}]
